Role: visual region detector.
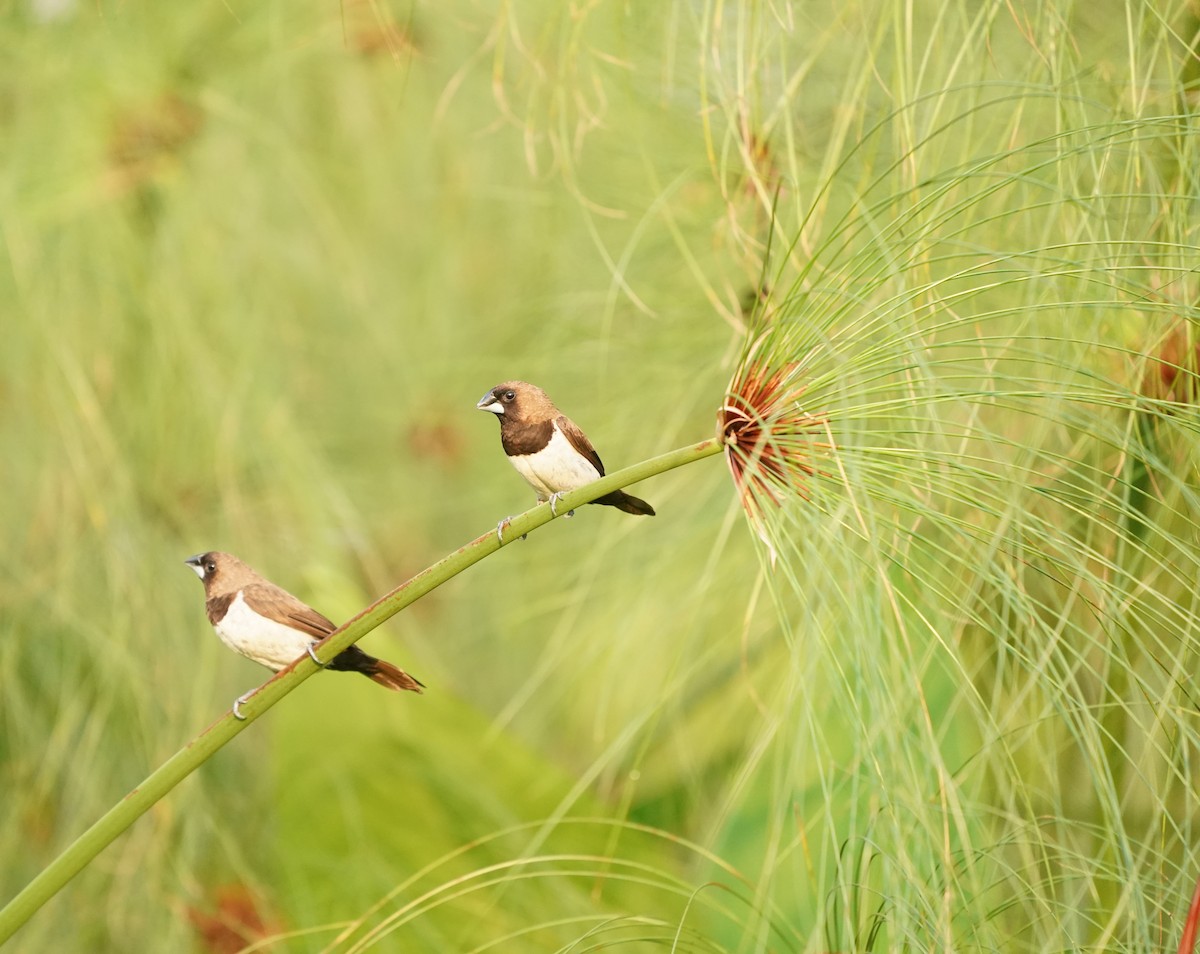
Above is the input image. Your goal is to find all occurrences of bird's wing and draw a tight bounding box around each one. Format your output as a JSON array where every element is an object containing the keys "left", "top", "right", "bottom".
[
  {"left": 241, "top": 583, "right": 337, "bottom": 640},
  {"left": 557, "top": 414, "right": 606, "bottom": 476}
]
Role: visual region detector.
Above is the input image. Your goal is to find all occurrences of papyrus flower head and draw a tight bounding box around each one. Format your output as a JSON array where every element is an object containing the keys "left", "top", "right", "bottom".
[{"left": 720, "top": 340, "right": 830, "bottom": 531}]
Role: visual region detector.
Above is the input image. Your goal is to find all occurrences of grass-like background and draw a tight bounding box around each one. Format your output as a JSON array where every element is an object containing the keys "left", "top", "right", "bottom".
[{"left": 3, "top": 0, "right": 1200, "bottom": 950}]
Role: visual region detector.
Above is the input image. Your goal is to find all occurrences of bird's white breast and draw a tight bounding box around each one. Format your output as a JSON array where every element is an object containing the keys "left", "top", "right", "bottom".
[
  {"left": 507, "top": 425, "right": 601, "bottom": 499},
  {"left": 214, "top": 591, "right": 315, "bottom": 671}
]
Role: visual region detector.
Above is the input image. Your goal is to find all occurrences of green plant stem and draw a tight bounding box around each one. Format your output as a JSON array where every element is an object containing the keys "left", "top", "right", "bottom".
[{"left": 0, "top": 436, "right": 723, "bottom": 945}]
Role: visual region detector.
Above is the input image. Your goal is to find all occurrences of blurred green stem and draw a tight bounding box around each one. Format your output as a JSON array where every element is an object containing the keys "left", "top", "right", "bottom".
[{"left": 0, "top": 436, "right": 722, "bottom": 944}]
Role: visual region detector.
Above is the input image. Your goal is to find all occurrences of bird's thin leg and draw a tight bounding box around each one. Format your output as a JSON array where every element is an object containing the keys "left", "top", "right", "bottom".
[
  {"left": 548, "top": 493, "right": 575, "bottom": 518},
  {"left": 306, "top": 643, "right": 328, "bottom": 667},
  {"left": 232, "top": 689, "right": 255, "bottom": 721}
]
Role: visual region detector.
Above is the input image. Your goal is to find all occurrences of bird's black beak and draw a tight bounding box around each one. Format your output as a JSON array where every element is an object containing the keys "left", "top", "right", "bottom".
[
  {"left": 184, "top": 554, "right": 203, "bottom": 568},
  {"left": 477, "top": 391, "right": 503, "bottom": 414}
]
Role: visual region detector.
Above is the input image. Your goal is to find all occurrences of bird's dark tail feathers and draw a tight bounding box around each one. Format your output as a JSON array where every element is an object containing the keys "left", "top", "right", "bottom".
[
  {"left": 592, "top": 490, "right": 655, "bottom": 516},
  {"left": 364, "top": 658, "right": 425, "bottom": 693},
  {"left": 329, "top": 644, "right": 425, "bottom": 693}
]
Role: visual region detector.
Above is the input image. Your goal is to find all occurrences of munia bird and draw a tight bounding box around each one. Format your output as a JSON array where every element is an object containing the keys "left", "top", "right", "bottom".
[
  {"left": 476, "top": 381, "right": 655, "bottom": 532},
  {"left": 185, "top": 551, "right": 422, "bottom": 718}
]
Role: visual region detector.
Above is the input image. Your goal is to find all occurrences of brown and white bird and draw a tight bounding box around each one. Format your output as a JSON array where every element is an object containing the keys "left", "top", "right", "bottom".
[
  {"left": 185, "top": 551, "right": 423, "bottom": 719},
  {"left": 476, "top": 381, "right": 655, "bottom": 532}
]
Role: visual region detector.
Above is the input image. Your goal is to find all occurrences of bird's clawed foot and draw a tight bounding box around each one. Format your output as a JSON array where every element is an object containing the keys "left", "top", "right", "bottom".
[
  {"left": 306, "top": 643, "right": 328, "bottom": 668},
  {"left": 232, "top": 689, "right": 255, "bottom": 721},
  {"left": 548, "top": 493, "right": 575, "bottom": 518},
  {"left": 496, "top": 516, "right": 528, "bottom": 544}
]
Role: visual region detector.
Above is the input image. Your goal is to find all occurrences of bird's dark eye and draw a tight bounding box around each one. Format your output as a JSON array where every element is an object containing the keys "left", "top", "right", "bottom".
[
  {"left": 503, "top": 390, "right": 515, "bottom": 401},
  {"left": 205, "top": 562, "right": 216, "bottom": 574}
]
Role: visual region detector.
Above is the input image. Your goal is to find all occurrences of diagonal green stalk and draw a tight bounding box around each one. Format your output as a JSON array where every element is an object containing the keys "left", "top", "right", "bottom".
[{"left": 0, "top": 436, "right": 723, "bottom": 945}]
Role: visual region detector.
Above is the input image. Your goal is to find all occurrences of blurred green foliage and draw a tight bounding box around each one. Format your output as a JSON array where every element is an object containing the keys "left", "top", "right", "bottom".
[{"left": 3, "top": 0, "right": 1200, "bottom": 951}]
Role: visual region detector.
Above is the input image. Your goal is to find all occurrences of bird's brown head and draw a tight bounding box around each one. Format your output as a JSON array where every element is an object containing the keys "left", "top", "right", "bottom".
[
  {"left": 185, "top": 551, "right": 254, "bottom": 596},
  {"left": 476, "top": 381, "right": 557, "bottom": 425}
]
